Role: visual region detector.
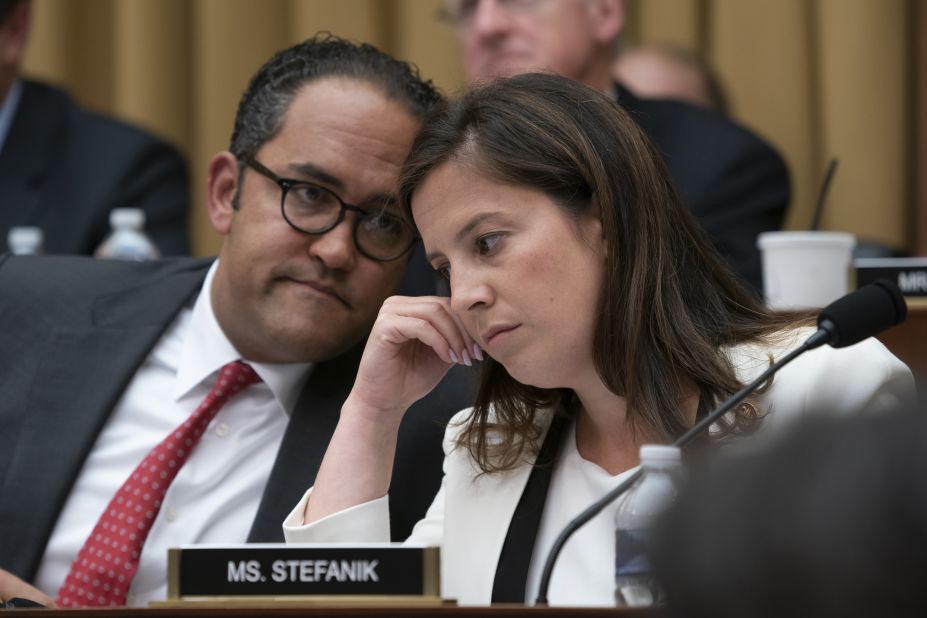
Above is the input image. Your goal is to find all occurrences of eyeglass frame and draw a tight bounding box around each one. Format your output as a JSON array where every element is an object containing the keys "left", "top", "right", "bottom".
[{"left": 243, "top": 157, "right": 418, "bottom": 262}]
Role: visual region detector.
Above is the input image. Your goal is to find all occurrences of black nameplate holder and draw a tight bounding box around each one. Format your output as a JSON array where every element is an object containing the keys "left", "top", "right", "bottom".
[
  {"left": 162, "top": 543, "right": 440, "bottom": 606},
  {"left": 856, "top": 258, "right": 927, "bottom": 303}
]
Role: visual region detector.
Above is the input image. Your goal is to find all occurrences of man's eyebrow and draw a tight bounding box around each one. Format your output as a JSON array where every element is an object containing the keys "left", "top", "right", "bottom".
[
  {"left": 286, "top": 162, "right": 396, "bottom": 208},
  {"left": 286, "top": 162, "right": 345, "bottom": 191}
]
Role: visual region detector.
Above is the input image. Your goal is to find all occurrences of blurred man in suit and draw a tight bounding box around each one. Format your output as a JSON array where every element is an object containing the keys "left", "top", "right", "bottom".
[
  {"left": 0, "top": 34, "right": 469, "bottom": 607},
  {"left": 442, "top": 0, "right": 789, "bottom": 292},
  {"left": 0, "top": 0, "right": 189, "bottom": 255},
  {"left": 613, "top": 43, "right": 729, "bottom": 114}
]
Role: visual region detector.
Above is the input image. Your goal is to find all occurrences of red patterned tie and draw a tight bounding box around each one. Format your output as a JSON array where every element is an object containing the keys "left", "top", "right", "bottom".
[{"left": 56, "top": 361, "right": 261, "bottom": 607}]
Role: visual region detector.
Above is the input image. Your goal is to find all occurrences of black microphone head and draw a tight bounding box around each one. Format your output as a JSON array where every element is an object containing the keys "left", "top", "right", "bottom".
[{"left": 817, "top": 279, "right": 907, "bottom": 348}]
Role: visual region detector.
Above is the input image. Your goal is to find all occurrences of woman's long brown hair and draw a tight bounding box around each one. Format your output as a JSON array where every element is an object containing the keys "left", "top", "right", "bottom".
[{"left": 398, "top": 73, "right": 806, "bottom": 473}]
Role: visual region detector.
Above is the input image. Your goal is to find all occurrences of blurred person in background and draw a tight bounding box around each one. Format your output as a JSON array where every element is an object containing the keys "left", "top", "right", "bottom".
[
  {"left": 441, "top": 0, "right": 789, "bottom": 294},
  {"left": 0, "top": 0, "right": 189, "bottom": 255},
  {"left": 612, "top": 43, "right": 729, "bottom": 114},
  {"left": 653, "top": 408, "right": 927, "bottom": 618}
]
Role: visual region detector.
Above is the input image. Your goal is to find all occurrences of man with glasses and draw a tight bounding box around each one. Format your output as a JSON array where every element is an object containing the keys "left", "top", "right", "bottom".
[
  {"left": 441, "top": 0, "right": 790, "bottom": 293},
  {"left": 0, "top": 35, "right": 471, "bottom": 608},
  {"left": 243, "top": 158, "right": 417, "bottom": 263}
]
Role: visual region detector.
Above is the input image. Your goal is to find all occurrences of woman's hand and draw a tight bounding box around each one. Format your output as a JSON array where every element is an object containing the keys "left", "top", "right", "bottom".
[
  {"left": 301, "top": 295, "right": 479, "bottom": 525},
  {"left": 346, "top": 295, "right": 479, "bottom": 425}
]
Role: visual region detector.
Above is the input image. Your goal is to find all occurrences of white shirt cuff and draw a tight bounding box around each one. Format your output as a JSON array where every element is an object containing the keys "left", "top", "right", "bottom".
[{"left": 282, "top": 487, "right": 392, "bottom": 543}]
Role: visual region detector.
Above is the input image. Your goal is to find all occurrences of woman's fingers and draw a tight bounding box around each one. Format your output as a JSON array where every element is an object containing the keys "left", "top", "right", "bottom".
[
  {"left": 378, "top": 296, "right": 479, "bottom": 366},
  {"left": 379, "top": 314, "right": 459, "bottom": 365},
  {"left": 443, "top": 302, "right": 484, "bottom": 362}
]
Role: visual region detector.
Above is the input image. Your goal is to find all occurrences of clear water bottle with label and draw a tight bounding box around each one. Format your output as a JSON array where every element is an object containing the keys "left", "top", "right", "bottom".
[
  {"left": 614, "top": 444, "right": 682, "bottom": 608},
  {"left": 7, "top": 226, "right": 44, "bottom": 255},
  {"left": 95, "top": 208, "right": 160, "bottom": 261}
]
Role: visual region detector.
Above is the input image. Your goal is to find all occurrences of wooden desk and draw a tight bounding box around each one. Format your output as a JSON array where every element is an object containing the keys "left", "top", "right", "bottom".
[{"left": 11, "top": 606, "right": 654, "bottom": 618}]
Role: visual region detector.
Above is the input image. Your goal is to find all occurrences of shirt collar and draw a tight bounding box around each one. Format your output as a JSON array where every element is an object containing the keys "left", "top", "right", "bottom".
[
  {"left": 0, "top": 79, "right": 23, "bottom": 154},
  {"left": 173, "top": 260, "right": 313, "bottom": 415}
]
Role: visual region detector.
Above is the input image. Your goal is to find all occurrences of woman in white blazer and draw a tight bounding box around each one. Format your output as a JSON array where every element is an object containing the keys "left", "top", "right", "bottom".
[{"left": 283, "top": 73, "right": 913, "bottom": 606}]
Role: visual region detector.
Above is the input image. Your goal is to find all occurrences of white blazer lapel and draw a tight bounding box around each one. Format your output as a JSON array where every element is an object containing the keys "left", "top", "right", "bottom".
[{"left": 439, "top": 408, "right": 556, "bottom": 605}]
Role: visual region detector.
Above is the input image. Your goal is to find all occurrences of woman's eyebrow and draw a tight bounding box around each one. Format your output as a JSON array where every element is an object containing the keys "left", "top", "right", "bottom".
[
  {"left": 425, "top": 212, "right": 501, "bottom": 262},
  {"left": 455, "top": 212, "right": 501, "bottom": 243}
]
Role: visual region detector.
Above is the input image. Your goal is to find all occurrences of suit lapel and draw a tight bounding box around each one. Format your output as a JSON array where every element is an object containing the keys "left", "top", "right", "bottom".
[
  {"left": 247, "top": 344, "right": 364, "bottom": 542},
  {"left": 491, "top": 411, "right": 570, "bottom": 602},
  {"left": 0, "top": 261, "right": 209, "bottom": 579},
  {"left": 438, "top": 408, "right": 561, "bottom": 604}
]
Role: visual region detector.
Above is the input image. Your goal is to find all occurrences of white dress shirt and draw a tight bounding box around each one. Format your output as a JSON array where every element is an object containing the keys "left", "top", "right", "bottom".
[
  {"left": 34, "top": 261, "right": 312, "bottom": 606},
  {"left": 524, "top": 420, "right": 638, "bottom": 606}
]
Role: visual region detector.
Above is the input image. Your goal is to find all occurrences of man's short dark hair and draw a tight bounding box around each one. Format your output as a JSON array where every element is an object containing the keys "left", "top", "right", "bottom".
[{"left": 229, "top": 33, "right": 442, "bottom": 163}]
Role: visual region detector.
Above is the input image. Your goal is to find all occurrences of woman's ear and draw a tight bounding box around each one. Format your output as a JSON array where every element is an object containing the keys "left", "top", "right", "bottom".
[
  {"left": 206, "top": 152, "right": 240, "bottom": 236},
  {"left": 580, "top": 210, "right": 607, "bottom": 257}
]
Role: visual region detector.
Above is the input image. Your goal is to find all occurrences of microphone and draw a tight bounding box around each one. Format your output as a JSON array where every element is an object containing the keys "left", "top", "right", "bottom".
[
  {"left": 533, "top": 279, "right": 907, "bottom": 604},
  {"left": 817, "top": 278, "right": 906, "bottom": 348}
]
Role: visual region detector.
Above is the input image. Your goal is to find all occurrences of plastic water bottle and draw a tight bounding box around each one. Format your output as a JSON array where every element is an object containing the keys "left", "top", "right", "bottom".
[
  {"left": 614, "top": 444, "right": 682, "bottom": 608},
  {"left": 7, "top": 226, "right": 44, "bottom": 255},
  {"left": 95, "top": 208, "right": 160, "bottom": 260}
]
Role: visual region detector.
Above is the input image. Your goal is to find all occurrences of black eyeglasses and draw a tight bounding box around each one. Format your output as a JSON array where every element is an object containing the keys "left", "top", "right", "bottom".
[{"left": 245, "top": 158, "right": 417, "bottom": 262}]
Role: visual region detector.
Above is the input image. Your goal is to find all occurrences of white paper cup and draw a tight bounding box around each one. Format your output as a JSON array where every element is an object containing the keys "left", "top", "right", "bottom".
[{"left": 758, "top": 231, "right": 856, "bottom": 310}]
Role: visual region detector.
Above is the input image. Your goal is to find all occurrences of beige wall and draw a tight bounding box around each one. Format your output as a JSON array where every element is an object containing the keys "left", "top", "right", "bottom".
[{"left": 22, "top": 0, "right": 916, "bottom": 256}]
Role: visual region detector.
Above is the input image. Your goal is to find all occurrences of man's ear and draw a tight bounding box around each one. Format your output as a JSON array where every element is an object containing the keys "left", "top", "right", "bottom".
[
  {"left": 206, "top": 151, "right": 239, "bottom": 236},
  {"left": 586, "top": 0, "right": 624, "bottom": 44}
]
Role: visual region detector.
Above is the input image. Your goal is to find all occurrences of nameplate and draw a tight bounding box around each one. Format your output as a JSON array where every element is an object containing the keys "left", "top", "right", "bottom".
[
  {"left": 165, "top": 543, "right": 439, "bottom": 602},
  {"left": 856, "top": 258, "right": 927, "bottom": 299}
]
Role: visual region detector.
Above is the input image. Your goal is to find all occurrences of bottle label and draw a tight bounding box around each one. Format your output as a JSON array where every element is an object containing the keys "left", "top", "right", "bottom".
[
  {"left": 614, "top": 528, "right": 651, "bottom": 577},
  {"left": 96, "top": 232, "right": 160, "bottom": 261},
  {"left": 105, "top": 245, "right": 156, "bottom": 261}
]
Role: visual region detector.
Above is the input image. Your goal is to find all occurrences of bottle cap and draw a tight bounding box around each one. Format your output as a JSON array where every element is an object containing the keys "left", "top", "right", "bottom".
[
  {"left": 110, "top": 208, "right": 146, "bottom": 229},
  {"left": 7, "top": 226, "right": 44, "bottom": 255},
  {"left": 639, "top": 444, "right": 681, "bottom": 466}
]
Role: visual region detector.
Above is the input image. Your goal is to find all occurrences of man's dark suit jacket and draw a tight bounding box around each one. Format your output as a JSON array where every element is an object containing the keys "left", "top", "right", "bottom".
[
  {"left": 0, "top": 254, "right": 472, "bottom": 583},
  {"left": 616, "top": 83, "right": 789, "bottom": 293},
  {"left": 0, "top": 80, "right": 190, "bottom": 256}
]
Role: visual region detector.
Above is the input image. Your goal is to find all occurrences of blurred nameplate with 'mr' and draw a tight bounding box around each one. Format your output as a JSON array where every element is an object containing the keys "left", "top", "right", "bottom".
[
  {"left": 856, "top": 258, "right": 927, "bottom": 301},
  {"left": 163, "top": 543, "right": 440, "bottom": 606}
]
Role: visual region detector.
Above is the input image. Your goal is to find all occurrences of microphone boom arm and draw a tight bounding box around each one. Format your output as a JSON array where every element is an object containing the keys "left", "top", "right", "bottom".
[{"left": 533, "top": 325, "right": 833, "bottom": 604}]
